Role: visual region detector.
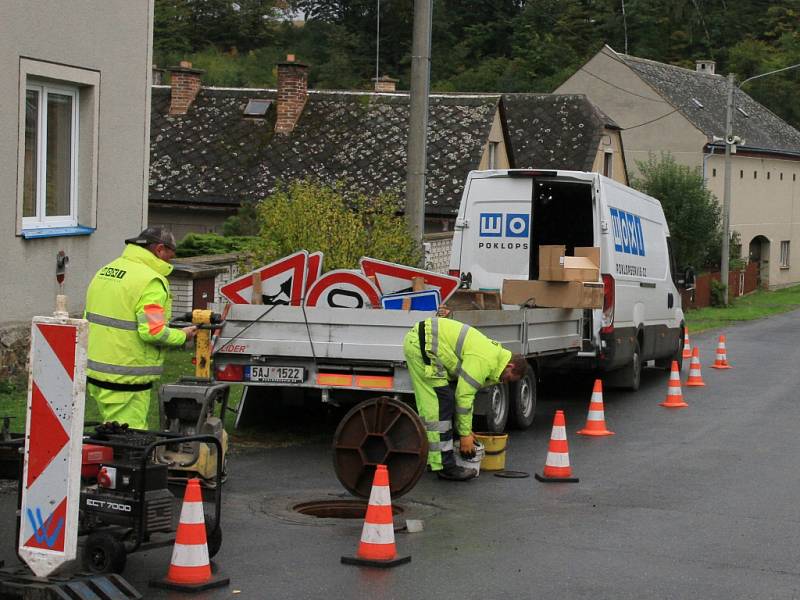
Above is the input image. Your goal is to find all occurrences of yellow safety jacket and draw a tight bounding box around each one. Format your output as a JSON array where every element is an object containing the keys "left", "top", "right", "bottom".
[
  {"left": 419, "top": 317, "right": 512, "bottom": 435},
  {"left": 85, "top": 244, "right": 186, "bottom": 384}
]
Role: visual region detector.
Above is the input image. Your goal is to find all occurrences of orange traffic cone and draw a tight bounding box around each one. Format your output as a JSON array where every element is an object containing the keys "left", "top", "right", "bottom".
[
  {"left": 150, "top": 478, "right": 229, "bottom": 592},
  {"left": 577, "top": 379, "right": 614, "bottom": 436},
  {"left": 535, "top": 410, "right": 579, "bottom": 483},
  {"left": 660, "top": 361, "right": 688, "bottom": 408},
  {"left": 682, "top": 328, "right": 692, "bottom": 359},
  {"left": 341, "top": 465, "right": 410, "bottom": 568},
  {"left": 712, "top": 335, "right": 732, "bottom": 369},
  {"left": 686, "top": 347, "right": 706, "bottom": 387}
]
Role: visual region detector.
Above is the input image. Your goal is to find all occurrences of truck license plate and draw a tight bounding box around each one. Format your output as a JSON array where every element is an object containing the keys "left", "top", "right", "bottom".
[{"left": 249, "top": 366, "right": 305, "bottom": 383}]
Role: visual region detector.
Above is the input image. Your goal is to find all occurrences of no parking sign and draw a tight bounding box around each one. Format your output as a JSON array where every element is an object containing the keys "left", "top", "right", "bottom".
[{"left": 19, "top": 316, "right": 87, "bottom": 577}]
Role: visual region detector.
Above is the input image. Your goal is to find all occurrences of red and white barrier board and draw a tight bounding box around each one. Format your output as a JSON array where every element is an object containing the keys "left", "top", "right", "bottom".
[{"left": 19, "top": 317, "right": 88, "bottom": 577}]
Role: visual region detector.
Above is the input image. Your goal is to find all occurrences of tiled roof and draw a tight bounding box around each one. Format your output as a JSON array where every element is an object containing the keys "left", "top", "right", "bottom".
[
  {"left": 150, "top": 87, "right": 498, "bottom": 216},
  {"left": 502, "top": 93, "right": 618, "bottom": 170},
  {"left": 617, "top": 50, "right": 800, "bottom": 155}
]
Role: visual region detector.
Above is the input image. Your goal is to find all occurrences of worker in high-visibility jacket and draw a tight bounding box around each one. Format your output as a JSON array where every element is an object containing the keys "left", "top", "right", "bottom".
[
  {"left": 403, "top": 316, "right": 528, "bottom": 480},
  {"left": 84, "top": 227, "right": 197, "bottom": 429}
]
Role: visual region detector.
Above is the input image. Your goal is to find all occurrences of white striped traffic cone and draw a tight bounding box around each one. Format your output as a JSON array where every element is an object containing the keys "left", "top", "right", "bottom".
[
  {"left": 682, "top": 328, "right": 692, "bottom": 359},
  {"left": 660, "top": 361, "right": 688, "bottom": 408},
  {"left": 686, "top": 347, "right": 705, "bottom": 387},
  {"left": 341, "top": 465, "right": 410, "bottom": 568},
  {"left": 577, "top": 379, "right": 614, "bottom": 436},
  {"left": 535, "top": 410, "right": 579, "bottom": 482},
  {"left": 712, "top": 335, "right": 732, "bottom": 369},
  {"left": 150, "top": 478, "right": 229, "bottom": 591}
]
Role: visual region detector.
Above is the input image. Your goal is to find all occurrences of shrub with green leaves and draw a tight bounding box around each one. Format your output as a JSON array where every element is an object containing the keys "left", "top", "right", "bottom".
[
  {"left": 631, "top": 153, "right": 722, "bottom": 270},
  {"left": 250, "top": 180, "right": 420, "bottom": 270},
  {"left": 175, "top": 233, "right": 255, "bottom": 258}
]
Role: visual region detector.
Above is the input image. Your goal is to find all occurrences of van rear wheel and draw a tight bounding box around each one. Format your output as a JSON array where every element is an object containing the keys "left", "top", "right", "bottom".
[{"left": 608, "top": 340, "right": 641, "bottom": 391}]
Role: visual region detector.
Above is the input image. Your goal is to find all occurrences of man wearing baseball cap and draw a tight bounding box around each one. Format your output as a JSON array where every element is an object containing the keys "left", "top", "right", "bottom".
[{"left": 84, "top": 226, "right": 197, "bottom": 428}]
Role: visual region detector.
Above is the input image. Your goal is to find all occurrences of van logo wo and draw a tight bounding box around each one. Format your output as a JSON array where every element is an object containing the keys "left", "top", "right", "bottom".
[
  {"left": 610, "top": 207, "right": 646, "bottom": 256},
  {"left": 479, "top": 213, "right": 529, "bottom": 238}
]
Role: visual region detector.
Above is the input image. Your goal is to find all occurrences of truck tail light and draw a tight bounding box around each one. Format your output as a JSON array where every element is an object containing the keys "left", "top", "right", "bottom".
[
  {"left": 601, "top": 274, "right": 615, "bottom": 334},
  {"left": 215, "top": 363, "right": 244, "bottom": 381}
]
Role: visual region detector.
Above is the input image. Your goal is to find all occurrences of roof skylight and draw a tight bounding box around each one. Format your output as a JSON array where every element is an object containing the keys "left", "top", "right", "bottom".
[{"left": 244, "top": 99, "right": 272, "bottom": 117}]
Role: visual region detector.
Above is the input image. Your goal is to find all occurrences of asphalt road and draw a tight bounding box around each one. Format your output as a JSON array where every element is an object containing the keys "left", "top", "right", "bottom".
[{"left": 2, "top": 310, "right": 800, "bottom": 599}]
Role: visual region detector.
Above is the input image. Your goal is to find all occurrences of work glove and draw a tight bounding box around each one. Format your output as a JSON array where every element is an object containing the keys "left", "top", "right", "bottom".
[{"left": 459, "top": 433, "right": 477, "bottom": 459}]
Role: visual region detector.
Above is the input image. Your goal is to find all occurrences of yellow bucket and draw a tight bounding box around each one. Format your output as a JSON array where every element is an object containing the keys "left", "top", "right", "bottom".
[{"left": 474, "top": 433, "right": 508, "bottom": 471}]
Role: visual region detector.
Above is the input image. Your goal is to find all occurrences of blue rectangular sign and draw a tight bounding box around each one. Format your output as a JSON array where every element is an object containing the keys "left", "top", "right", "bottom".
[
  {"left": 479, "top": 213, "right": 530, "bottom": 238},
  {"left": 609, "top": 207, "right": 646, "bottom": 257}
]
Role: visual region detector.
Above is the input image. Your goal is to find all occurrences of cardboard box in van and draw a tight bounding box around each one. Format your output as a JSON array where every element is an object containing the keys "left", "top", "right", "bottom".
[
  {"left": 539, "top": 245, "right": 600, "bottom": 282},
  {"left": 502, "top": 279, "right": 604, "bottom": 309}
]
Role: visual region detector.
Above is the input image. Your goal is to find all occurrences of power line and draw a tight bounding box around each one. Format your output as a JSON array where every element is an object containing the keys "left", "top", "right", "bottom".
[
  {"left": 622, "top": 107, "right": 681, "bottom": 131},
  {"left": 579, "top": 66, "right": 668, "bottom": 103}
]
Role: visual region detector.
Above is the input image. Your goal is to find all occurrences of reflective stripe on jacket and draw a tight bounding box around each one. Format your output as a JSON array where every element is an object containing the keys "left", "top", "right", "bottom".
[
  {"left": 85, "top": 244, "right": 186, "bottom": 384},
  {"left": 419, "top": 317, "right": 512, "bottom": 435}
]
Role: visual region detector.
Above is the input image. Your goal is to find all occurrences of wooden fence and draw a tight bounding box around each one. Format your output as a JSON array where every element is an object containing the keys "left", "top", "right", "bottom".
[{"left": 680, "top": 262, "right": 760, "bottom": 309}]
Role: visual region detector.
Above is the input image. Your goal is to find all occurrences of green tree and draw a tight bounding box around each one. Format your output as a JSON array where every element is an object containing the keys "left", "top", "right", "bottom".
[
  {"left": 250, "top": 180, "right": 420, "bottom": 270},
  {"left": 631, "top": 153, "right": 721, "bottom": 270}
]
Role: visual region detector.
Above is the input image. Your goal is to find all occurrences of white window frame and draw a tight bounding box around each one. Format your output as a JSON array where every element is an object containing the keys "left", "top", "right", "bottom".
[
  {"left": 780, "top": 241, "right": 790, "bottom": 269},
  {"left": 23, "top": 81, "right": 80, "bottom": 229}
]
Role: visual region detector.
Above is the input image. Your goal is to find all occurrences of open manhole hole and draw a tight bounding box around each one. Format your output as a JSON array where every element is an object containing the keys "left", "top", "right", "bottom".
[{"left": 293, "top": 499, "right": 404, "bottom": 520}]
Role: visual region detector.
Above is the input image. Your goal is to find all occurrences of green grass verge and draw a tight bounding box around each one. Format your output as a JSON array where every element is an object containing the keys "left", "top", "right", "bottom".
[
  {"left": 0, "top": 349, "right": 243, "bottom": 434},
  {"left": 686, "top": 284, "right": 800, "bottom": 333}
]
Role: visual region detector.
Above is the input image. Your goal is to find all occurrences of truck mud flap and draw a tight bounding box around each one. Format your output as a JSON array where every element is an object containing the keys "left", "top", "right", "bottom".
[{"left": 0, "top": 562, "right": 141, "bottom": 600}]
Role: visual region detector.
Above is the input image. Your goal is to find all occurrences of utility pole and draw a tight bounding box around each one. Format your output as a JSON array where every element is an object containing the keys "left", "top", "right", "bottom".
[
  {"left": 405, "top": 0, "right": 432, "bottom": 265},
  {"left": 721, "top": 72, "right": 734, "bottom": 306}
]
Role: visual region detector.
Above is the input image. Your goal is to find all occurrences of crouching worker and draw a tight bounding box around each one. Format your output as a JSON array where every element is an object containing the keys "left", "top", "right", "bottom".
[
  {"left": 403, "top": 317, "right": 528, "bottom": 481},
  {"left": 84, "top": 227, "right": 197, "bottom": 429}
]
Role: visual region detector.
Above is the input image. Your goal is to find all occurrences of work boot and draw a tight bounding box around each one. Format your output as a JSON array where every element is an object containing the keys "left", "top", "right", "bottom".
[{"left": 436, "top": 465, "right": 477, "bottom": 481}]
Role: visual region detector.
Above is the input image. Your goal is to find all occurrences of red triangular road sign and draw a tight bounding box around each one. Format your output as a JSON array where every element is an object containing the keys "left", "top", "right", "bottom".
[
  {"left": 305, "top": 251, "right": 324, "bottom": 292},
  {"left": 36, "top": 324, "right": 76, "bottom": 380},
  {"left": 359, "top": 257, "right": 460, "bottom": 303},
  {"left": 26, "top": 382, "right": 70, "bottom": 488},
  {"left": 220, "top": 251, "right": 308, "bottom": 305}
]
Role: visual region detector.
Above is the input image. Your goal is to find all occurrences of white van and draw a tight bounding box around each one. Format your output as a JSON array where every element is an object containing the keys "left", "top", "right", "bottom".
[{"left": 448, "top": 169, "right": 687, "bottom": 390}]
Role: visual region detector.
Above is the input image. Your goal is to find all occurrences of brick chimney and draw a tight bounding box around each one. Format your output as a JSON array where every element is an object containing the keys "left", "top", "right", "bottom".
[
  {"left": 167, "top": 60, "right": 204, "bottom": 115},
  {"left": 373, "top": 75, "right": 399, "bottom": 93},
  {"left": 695, "top": 59, "right": 716, "bottom": 75},
  {"left": 275, "top": 54, "right": 309, "bottom": 134}
]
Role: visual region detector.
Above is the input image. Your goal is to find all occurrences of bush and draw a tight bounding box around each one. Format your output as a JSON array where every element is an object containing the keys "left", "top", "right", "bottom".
[
  {"left": 175, "top": 233, "right": 255, "bottom": 258},
  {"left": 249, "top": 179, "right": 420, "bottom": 270},
  {"left": 709, "top": 279, "right": 727, "bottom": 307},
  {"left": 631, "top": 153, "right": 722, "bottom": 270}
]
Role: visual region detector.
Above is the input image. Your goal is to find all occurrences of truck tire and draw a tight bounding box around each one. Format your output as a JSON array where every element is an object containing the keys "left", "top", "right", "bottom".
[
  {"left": 509, "top": 371, "right": 536, "bottom": 430},
  {"left": 477, "top": 384, "right": 509, "bottom": 433}
]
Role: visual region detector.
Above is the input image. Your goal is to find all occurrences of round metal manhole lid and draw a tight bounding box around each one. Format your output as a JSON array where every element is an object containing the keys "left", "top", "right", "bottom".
[
  {"left": 293, "top": 499, "right": 403, "bottom": 519},
  {"left": 332, "top": 396, "right": 428, "bottom": 499}
]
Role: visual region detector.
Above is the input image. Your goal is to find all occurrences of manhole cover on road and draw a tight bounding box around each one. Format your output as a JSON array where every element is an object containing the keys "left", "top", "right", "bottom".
[
  {"left": 256, "top": 489, "right": 442, "bottom": 528},
  {"left": 293, "top": 499, "right": 403, "bottom": 519}
]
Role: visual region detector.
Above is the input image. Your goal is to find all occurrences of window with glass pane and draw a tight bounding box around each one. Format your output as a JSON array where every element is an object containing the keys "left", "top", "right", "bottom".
[
  {"left": 22, "top": 82, "right": 78, "bottom": 228},
  {"left": 23, "top": 90, "right": 39, "bottom": 218}
]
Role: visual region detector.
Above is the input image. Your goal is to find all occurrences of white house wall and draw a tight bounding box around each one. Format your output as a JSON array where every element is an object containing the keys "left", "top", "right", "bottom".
[{"left": 0, "top": 2, "right": 154, "bottom": 325}]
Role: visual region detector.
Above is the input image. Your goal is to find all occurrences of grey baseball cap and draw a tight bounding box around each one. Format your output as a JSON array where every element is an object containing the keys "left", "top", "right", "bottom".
[{"left": 124, "top": 226, "right": 177, "bottom": 251}]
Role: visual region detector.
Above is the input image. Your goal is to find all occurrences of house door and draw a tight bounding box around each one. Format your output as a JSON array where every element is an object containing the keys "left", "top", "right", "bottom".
[
  {"left": 748, "top": 235, "right": 770, "bottom": 289},
  {"left": 193, "top": 277, "right": 216, "bottom": 309}
]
